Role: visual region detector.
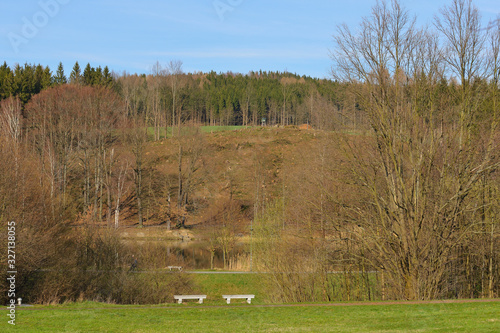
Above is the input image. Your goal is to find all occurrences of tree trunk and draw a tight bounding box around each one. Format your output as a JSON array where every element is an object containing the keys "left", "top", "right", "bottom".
[
  {"left": 137, "top": 165, "right": 143, "bottom": 227},
  {"left": 177, "top": 144, "right": 183, "bottom": 228},
  {"left": 489, "top": 224, "right": 495, "bottom": 298}
]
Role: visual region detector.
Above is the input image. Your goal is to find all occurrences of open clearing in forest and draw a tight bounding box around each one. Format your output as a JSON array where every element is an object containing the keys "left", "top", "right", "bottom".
[
  {"left": 5, "top": 299, "right": 499, "bottom": 332},
  {"left": 147, "top": 125, "right": 253, "bottom": 138}
]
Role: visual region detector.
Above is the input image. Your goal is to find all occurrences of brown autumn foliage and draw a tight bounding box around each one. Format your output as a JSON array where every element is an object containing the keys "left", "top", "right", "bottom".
[{"left": 25, "top": 84, "right": 123, "bottom": 219}]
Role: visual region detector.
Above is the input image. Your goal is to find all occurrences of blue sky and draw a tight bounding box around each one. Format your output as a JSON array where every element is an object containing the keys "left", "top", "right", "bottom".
[{"left": 1, "top": 0, "right": 499, "bottom": 79}]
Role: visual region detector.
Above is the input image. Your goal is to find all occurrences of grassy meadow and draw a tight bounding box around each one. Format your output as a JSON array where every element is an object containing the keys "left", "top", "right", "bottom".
[
  {"left": 4, "top": 273, "right": 499, "bottom": 332},
  {"left": 192, "top": 273, "right": 267, "bottom": 304},
  {"left": 146, "top": 125, "right": 253, "bottom": 139},
  {"left": 4, "top": 300, "right": 499, "bottom": 332}
]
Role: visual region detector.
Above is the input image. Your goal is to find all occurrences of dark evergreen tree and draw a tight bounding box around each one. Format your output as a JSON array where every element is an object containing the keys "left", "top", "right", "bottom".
[
  {"left": 93, "top": 66, "right": 103, "bottom": 85},
  {"left": 0, "top": 62, "right": 13, "bottom": 100},
  {"left": 102, "top": 66, "right": 113, "bottom": 87},
  {"left": 70, "top": 61, "right": 82, "bottom": 84},
  {"left": 0, "top": 62, "right": 54, "bottom": 103},
  {"left": 42, "top": 66, "right": 53, "bottom": 88},
  {"left": 12, "top": 64, "right": 23, "bottom": 98},
  {"left": 33, "top": 65, "right": 45, "bottom": 94},
  {"left": 21, "top": 64, "right": 36, "bottom": 104},
  {"left": 83, "top": 63, "right": 93, "bottom": 85},
  {"left": 54, "top": 62, "right": 67, "bottom": 85}
]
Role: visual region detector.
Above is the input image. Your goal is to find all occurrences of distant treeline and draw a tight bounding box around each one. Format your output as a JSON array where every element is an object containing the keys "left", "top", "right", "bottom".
[
  {"left": 3, "top": 59, "right": 496, "bottom": 138},
  {"left": 0, "top": 60, "right": 366, "bottom": 132},
  {"left": 0, "top": 61, "right": 113, "bottom": 104}
]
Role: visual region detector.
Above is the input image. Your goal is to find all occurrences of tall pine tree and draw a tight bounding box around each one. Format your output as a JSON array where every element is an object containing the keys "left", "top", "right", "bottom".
[
  {"left": 70, "top": 61, "right": 82, "bottom": 84},
  {"left": 93, "top": 66, "right": 103, "bottom": 85},
  {"left": 102, "top": 66, "right": 113, "bottom": 87},
  {"left": 0, "top": 62, "right": 13, "bottom": 100},
  {"left": 42, "top": 66, "right": 52, "bottom": 88},
  {"left": 83, "top": 63, "right": 93, "bottom": 85},
  {"left": 54, "top": 62, "right": 67, "bottom": 85}
]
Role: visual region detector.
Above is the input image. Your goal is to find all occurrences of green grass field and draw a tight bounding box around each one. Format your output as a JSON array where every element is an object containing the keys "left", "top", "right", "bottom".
[
  {"left": 146, "top": 126, "right": 253, "bottom": 139},
  {"left": 3, "top": 273, "right": 499, "bottom": 331},
  {"left": 191, "top": 273, "right": 266, "bottom": 304},
  {"left": 4, "top": 300, "right": 499, "bottom": 332},
  {"left": 187, "top": 271, "right": 379, "bottom": 305}
]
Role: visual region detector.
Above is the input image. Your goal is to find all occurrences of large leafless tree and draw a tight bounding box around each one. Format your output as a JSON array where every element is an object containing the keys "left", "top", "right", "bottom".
[{"left": 331, "top": 0, "right": 499, "bottom": 300}]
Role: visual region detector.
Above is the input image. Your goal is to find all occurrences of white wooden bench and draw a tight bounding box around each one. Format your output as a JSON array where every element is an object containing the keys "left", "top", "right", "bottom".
[
  {"left": 174, "top": 295, "right": 206, "bottom": 304},
  {"left": 222, "top": 294, "right": 255, "bottom": 304},
  {"left": 167, "top": 266, "right": 182, "bottom": 271}
]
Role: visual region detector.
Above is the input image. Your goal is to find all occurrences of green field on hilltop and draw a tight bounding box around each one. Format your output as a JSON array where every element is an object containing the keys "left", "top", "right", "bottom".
[
  {"left": 146, "top": 125, "right": 253, "bottom": 139},
  {"left": 5, "top": 301, "right": 499, "bottom": 332}
]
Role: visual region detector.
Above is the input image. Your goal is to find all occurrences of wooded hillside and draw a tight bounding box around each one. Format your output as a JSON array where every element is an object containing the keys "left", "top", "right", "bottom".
[{"left": 0, "top": 0, "right": 498, "bottom": 304}]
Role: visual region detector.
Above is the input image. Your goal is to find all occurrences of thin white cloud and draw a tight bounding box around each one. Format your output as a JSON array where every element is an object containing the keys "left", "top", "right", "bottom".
[{"left": 138, "top": 48, "right": 328, "bottom": 60}]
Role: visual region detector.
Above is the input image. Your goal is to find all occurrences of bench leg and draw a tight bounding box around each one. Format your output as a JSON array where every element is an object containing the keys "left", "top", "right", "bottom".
[
  {"left": 226, "top": 298, "right": 231, "bottom": 304},
  {"left": 198, "top": 299, "right": 203, "bottom": 304},
  {"left": 177, "top": 299, "right": 182, "bottom": 304},
  {"left": 247, "top": 298, "right": 251, "bottom": 304}
]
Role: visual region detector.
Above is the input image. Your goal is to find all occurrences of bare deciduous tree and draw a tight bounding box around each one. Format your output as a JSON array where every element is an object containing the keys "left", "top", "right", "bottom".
[
  {"left": 103, "top": 148, "right": 130, "bottom": 228},
  {"left": 331, "top": 0, "right": 499, "bottom": 300},
  {"left": 167, "top": 60, "right": 183, "bottom": 134},
  {"left": 0, "top": 96, "right": 22, "bottom": 143},
  {"left": 176, "top": 126, "right": 205, "bottom": 228},
  {"left": 434, "top": 0, "right": 487, "bottom": 147},
  {"left": 130, "top": 123, "right": 148, "bottom": 228}
]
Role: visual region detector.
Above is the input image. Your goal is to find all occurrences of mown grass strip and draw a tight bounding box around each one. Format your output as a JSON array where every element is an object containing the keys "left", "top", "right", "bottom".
[{"left": 5, "top": 300, "right": 499, "bottom": 332}]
